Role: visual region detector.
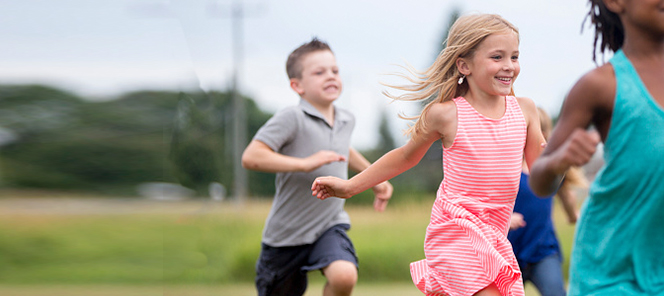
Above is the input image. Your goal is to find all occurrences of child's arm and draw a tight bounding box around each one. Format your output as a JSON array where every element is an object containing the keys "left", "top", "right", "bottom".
[
  {"left": 348, "top": 147, "right": 394, "bottom": 212},
  {"left": 242, "top": 140, "right": 346, "bottom": 173},
  {"left": 312, "top": 135, "right": 435, "bottom": 199},
  {"left": 556, "top": 187, "right": 579, "bottom": 223},
  {"left": 509, "top": 212, "right": 526, "bottom": 231},
  {"left": 312, "top": 101, "right": 455, "bottom": 200},
  {"left": 529, "top": 66, "right": 612, "bottom": 197},
  {"left": 516, "top": 97, "right": 546, "bottom": 170}
]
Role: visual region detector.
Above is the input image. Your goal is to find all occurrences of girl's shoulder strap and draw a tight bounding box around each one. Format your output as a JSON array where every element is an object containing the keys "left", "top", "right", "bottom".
[
  {"left": 506, "top": 95, "right": 518, "bottom": 105},
  {"left": 608, "top": 49, "right": 628, "bottom": 69},
  {"left": 504, "top": 95, "right": 523, "bottom": 115},
  {"left": 451, "top": 96, "right": 465, "bottom": 103},
  {"left": 506, "top": 95, "right": 527, "bottom": 122},
  {"left": 451, "top": 96, "right": 469, "bottom": 109}
]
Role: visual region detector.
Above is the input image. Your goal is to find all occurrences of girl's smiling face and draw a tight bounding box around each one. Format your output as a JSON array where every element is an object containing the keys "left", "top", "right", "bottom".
[{"left": 461, "top": 31, "right": 520, "bottom": 99}]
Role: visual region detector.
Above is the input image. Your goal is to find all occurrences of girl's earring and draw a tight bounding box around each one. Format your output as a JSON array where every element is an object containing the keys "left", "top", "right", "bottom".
[{"left": 458, "top": 75, "right": 465, "bottom": 85}]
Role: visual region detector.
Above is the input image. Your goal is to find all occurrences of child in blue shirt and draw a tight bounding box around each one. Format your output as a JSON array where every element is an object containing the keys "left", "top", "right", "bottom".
[{"left": 509, "top": 108, "right": 585, "bottom": 296}]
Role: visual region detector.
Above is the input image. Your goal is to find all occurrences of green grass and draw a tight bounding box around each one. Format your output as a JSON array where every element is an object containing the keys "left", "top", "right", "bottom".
[
  {"left": 0, "top": 283, "right": 420, "bottom": 296},
  {"left": 0, "top": 193, "right": 575, "bottom": 295},
  {"left": 0, "top": 283, "right": 543, "bottom": 296},
  {"left": 0, "top": 282, "right": 543, "bottom": 296},
  {"left": 0, "top": 199, "right": 267, "bottom": 285}
]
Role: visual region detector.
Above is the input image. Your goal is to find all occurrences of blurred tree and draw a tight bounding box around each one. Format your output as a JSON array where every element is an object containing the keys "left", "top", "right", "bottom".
[
  {"left": 438, "top": 9, "right": 461, "bottom": 55},
  {"left": 361, "top": 110, "right": 397, "bottom": 163},
  {"left": 350, "top": 8, "right": 462, "bottom": 205},
  {"left": 376, "top": 111, "right": 397, "bottom": 155},
  {"left": 169, "top": 93, "right": 222, "bottom": 196},
  {"left": 421, "top": 7, "right": 461, "bottom": 108},
  {"left": 0, "top": 85, "right": 274, "bottom": 197},
  {"left": 0, "top": 86, "right": 182, "bottom": 193},
  {"left": 402, "top": 8, "right": 461, "bottom": 195},
  {"left": 0, "top": 85, "right": 81, "bottom": 140}
]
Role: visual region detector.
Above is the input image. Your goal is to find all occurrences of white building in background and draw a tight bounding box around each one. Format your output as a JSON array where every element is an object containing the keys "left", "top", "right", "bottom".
[
  {"left": 0, "top": 127, "right": 16, "bottom": 146},
  {"left": 0, "top": 127, "right": 18, "bottom": 184},
  {"left": 136, "top": 182, "right": 195, "bottom": 201}
]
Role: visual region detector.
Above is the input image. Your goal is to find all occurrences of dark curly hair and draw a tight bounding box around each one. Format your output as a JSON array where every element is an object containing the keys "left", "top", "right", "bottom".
[{"left": 584, "top": 0, "right": 624, "bottom": 63}]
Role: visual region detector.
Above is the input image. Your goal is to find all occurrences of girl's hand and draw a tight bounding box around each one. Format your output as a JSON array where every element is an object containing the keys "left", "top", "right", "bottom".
[
  {"left": 311, "top": 177, "right": 351, "bottom": 200},
  {"left": 551, "top": 129, "right": 601, "bottom": 174}
]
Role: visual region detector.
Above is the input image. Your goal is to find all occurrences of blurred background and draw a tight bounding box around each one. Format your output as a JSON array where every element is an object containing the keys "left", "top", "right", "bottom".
[{"left": 0, "top": 0, "right": 605, "bottom": 295}]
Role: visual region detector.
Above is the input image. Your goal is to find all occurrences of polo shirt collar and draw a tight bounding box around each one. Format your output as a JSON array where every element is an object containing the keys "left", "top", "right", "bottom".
[{"left": 299, "top": 99, "right": 351, "bottom": 127}]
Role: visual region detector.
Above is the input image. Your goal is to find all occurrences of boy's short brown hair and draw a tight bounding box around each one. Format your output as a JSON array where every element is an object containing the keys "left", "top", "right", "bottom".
[{"left": 286, "top": 37, "right": 332, "bottom": 79}]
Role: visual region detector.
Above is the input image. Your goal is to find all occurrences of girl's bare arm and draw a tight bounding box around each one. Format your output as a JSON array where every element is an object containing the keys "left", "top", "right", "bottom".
[
  {"left": 348, "top": 147, "right": 394, "bottom": 212},
  {"left": 517, "top": 96, "right": 546, "bottom": 170},
  {"left": 529, "top": 65, "right": 613, "bottom": 196},
  {"left": 312, "top": 101, "right": 456, "bottom": 199}
]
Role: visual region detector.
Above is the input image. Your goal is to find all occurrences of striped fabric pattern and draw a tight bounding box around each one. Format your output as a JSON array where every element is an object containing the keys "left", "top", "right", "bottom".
[{"left": 410, "top": 96, "right": 526, "bottom": 296}]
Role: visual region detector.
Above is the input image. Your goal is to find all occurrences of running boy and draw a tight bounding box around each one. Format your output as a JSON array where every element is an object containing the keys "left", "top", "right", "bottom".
[{"left": 242, "top": 37, "right": 393, "bottom": 296}]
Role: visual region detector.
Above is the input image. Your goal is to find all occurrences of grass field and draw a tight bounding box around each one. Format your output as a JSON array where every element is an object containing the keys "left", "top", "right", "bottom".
[
  {"left": 0, "top": 191, "right": 577, "bottom": 295},
  {"left": 0, "top": 282, "right": 542, "bottom": 296}
]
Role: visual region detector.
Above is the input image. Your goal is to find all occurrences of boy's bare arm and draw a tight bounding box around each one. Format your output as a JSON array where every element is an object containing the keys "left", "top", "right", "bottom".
[
  {"left": 347, "top": 147, "right": 370, "bottom": 172},
  {"left": 348, "top": 147, "right": 393, "bottom": 211},
  {"left": 242, "top": 140, "right": 346, "bottom": 173}
]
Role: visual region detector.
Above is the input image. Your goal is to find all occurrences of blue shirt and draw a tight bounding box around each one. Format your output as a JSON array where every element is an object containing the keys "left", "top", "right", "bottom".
[{"left": 508, "top": 172, "right": 560, "bottom": 265}]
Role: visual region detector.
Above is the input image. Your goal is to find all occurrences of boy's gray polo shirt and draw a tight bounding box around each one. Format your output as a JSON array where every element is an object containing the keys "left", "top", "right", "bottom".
[{"left": 253, "top": 99, "right": 354, "bottom": 247}]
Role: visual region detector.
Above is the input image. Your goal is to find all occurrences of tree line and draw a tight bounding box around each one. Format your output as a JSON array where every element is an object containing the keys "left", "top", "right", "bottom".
[{"left": 0, "top": 84, "right": 442, "bottom": 201}]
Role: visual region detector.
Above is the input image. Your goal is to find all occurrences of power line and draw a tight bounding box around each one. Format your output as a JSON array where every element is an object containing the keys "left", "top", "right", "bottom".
[
  {"left": 207, "top": 0, "right": 265, "bottom": 203},
  {"left": 127, "top": 0, "right": 266, "bottom": 202},
  {"left": 229, "top": 1, "right": 247, "bottom": 202}
]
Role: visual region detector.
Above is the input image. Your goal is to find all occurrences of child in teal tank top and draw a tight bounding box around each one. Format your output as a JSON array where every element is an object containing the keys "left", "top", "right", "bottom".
[{"left": 529, "top": 0, "right": 664, "bottom": 295}]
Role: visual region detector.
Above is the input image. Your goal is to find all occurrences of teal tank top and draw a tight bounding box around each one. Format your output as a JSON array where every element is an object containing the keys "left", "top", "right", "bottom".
[{"left": 568, "top": 50, "right": 664, "bottom": 295}]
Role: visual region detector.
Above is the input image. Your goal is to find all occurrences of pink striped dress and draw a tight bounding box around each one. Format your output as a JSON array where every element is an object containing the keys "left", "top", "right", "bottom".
[{"left": 410, "top": 96, "right": 526, "bottom": 296}]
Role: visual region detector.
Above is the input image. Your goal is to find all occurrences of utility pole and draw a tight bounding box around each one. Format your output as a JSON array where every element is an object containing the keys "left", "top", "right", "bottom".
[
  {"left": 230, "top": 0, "right": 247, "bottom": 202},
  {"left": 128, "top": 1, "right": 258, "bottom": 202}
]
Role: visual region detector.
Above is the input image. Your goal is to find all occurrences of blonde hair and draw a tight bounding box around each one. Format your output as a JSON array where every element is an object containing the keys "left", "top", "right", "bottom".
[
  {"left": 384, "top": 14, "right": 519, "bottom": 137},
  {"left": 537, "top": 107, "right": 552, "bottom": 140},
  {"left": 538, "top": 107, "right": 588, "bottom": 190}
]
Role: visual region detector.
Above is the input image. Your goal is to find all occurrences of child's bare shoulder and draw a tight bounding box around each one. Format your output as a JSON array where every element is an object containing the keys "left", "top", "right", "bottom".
[
  {"left": 515, "top": 96, "right": 536, "bottom": 109},
  {"left": 569, "top": 63, "right": 616, "bottom": 107},
  {"left": 427, "top": 100, "right": 457, "bottom": 124},
  {"left": 515, "top": 97, "right": 539, "bottom": 128},
  {"left": 419, "top": 100, "right": 458, "bottom": 141}
]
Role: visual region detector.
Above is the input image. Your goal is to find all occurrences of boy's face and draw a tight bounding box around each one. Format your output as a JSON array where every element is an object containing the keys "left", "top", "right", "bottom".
[{"left": 290, "top": 50, "right": 342, "bottom": 106}]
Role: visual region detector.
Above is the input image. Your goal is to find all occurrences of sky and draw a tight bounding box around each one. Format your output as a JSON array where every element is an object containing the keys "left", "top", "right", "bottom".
[{"left": 1, "top": 0, "right": 601, "bottom": 150}]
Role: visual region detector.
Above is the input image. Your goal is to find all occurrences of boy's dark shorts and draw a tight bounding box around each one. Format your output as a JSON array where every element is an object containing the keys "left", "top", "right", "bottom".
[{"left": 255, "top": 224, "right": 358, "bottom": 296}]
